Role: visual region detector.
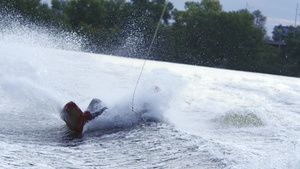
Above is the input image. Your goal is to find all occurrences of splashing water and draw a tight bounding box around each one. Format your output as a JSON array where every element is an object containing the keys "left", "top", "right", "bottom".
[{"left": 1, "top": 7, "right": 300, "bottom": 169}]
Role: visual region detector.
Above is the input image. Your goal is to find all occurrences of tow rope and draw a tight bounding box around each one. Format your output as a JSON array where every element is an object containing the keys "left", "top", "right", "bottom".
[{"left": 131, "top": 1, "right": 168, "bottom": 113}]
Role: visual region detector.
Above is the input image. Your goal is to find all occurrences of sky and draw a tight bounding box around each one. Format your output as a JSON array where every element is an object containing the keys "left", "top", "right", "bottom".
[{"left": 41, "top": 0, "right": 300, "bottom": 36}]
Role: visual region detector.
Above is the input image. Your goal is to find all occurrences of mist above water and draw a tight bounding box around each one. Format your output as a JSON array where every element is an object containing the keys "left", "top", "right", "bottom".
[
  {"left": 0, "top": 9, "right": 83, "bottom": 51},
  {"left": 1, "top": 6, "right": 300, "bottom": 169}
]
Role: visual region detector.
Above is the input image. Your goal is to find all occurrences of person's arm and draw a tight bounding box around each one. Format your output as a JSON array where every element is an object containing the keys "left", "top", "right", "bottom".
[{"left": 91, "top": 107, "right": 107, "bottom": 119}]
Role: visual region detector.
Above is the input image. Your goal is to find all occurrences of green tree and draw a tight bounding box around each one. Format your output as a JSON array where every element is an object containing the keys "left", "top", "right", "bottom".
[
  {"left": 168, "top": 0, "right": 266, "bottom": 70},
  {"left": 3, "top": 0, "right": 292, "bottom": 76},
  {"left": 200, "top": 0, "right": 222, "bottom": 13},
  {"left": 1, "top": 0, "right": 53, "bottom": 24},
  {"left": 64, "top": 0, "right": 105, "bottom": 29},
  {"left": 282, "top": 26, "right": 300, "bottom": 76},
  {"left": 126, "top": 0, "right": 173, "bottom": 28},
  {"left": 52, "top": 0, "right": 68, "bottom": 11},
  {"left": 252, "top": 10, "right": 266, "bottom": 33},
  {"left": 167, "top": 1, "right": 224, "bottom": 65},
  {"left": 50, "top": 0, "right": 71, "bottom": 29},
  {"left": 114, "top": 0, "right": 173, "bottom": 58},
  {"left": 103, "top": 0, "right": 126, "bottom": 28}
]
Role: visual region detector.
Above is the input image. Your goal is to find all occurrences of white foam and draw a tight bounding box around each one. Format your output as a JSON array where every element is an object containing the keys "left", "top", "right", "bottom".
[{"left": 1, "top": 8, "right": 300, "bottom": 169}]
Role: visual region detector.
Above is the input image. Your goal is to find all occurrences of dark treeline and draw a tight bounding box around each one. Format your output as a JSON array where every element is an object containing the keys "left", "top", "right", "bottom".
[{"left": 1, "top": 0, "right": 299, "bottom": 77}]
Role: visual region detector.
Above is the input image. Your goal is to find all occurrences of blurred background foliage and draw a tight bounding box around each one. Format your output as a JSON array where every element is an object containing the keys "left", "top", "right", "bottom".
[{"left": 1, "top": 0, "right": 299, "bottom": 77}]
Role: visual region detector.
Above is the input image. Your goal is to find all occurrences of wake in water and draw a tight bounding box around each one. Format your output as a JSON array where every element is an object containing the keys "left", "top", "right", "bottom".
[
  {"left": 0, "top": 9, "right": 183, "bottom": 138},
  {"left": 84, "top": 68, "right": 184, "bottom": 133},
  {"left": 2, "top": 5, "right": 300, "bottom": 169}
]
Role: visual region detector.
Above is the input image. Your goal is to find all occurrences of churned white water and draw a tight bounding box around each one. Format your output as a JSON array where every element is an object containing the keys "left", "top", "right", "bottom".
[{"left": 1, "top": 12, "right": 300, "bottom": 169}]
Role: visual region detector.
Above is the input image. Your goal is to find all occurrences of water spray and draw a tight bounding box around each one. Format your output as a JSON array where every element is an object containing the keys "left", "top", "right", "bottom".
[{"left": 131, "top": 1, "right": 168, "bottom": 113}]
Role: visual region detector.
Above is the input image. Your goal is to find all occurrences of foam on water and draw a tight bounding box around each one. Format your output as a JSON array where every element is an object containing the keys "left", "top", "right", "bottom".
[
  {"left": 83, "top": 67, "right": 184, "bottom": 133},
  {"left": 1, "top": 7, "right": 300, "bottom": 169},
  {"left": 0, "top": 9, "right": 180, "bottom": 139}
]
